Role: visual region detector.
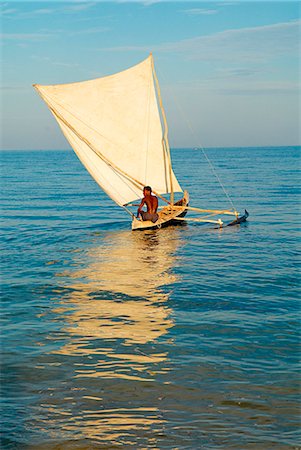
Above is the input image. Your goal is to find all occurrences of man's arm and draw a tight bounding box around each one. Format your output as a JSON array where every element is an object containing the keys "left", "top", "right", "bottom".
[{"left": 137, "top": 198, "right": 146, "bottom": 218}]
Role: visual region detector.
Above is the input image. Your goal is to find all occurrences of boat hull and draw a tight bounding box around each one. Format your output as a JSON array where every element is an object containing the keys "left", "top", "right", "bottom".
[{"left": 132, "top": 191, "right": 189, "bottom": 231}]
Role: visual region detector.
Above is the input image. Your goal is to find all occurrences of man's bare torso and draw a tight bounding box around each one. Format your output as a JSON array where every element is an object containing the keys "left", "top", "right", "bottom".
[
  {"left": 144, "top": 195, "right": 158, "bottom": 214},
  {"left": 137, "top": 188, "right": 159, "bottom": 222}
]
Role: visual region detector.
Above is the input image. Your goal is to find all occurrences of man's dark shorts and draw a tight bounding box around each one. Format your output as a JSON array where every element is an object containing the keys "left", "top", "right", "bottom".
[{"left": 140, "top": 212, "right": 159, "bottom": 223}]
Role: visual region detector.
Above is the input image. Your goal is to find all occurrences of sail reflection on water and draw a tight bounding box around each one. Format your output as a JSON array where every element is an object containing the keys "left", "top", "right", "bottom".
[
  {"left": 34, "top": 228, "right": 182, "bottom": 446},
  {"left": 55, "top": 228, "right": 180, "bottom": 351}
]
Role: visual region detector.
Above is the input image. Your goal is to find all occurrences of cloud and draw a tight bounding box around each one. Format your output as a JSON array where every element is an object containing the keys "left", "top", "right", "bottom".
[
  {"left": 1, "top": 2, "right": 97, "bottom": 19},
  {"left": 1, "top": 25, "right": 109, "bottom": 43},
  {"left": 30, "top": 55, "right": 79, "bottom": 67},
  {"left": 64, "top": 2, "right": 97, "bottom": 12},
  {"left": 97, "top": 45, "right": 150, "bottom": 52},
  {"left": 0, "top": 32, "right": 52, "bottom": 41},
  {"left": 98, "top": 19, "right": 300, "bottom": 64},
  {"left": 0, "top": 8, "right": 18, "bottom": 16},
  {"left": 94, "top": 20, "right": 300, "bottom": 99},
  {"left": 215, "top": 67, "right": 264, "bottom": 78},
  {"left": 69, "top": 26, "right": 110, "bottom": 35},
  {"left": 52, "top": 61, "right": 80, "bottom": 68},
  {"left": 157, "top": 19, "right": 301, "bottom": 62},
  {"left": 29, "top": 8, "right": 54, "bottom": 15},
  {"left": 224, "top": 89, "right": 296, "bottom": 96},
  {"left": 114, "top": 0, "right": 162, "bottom": 4},
  {"left": 166, "top": 74, "right": 300, "bottom": 97},
  {"left": 218, "top": 81, "right": 300, "bottom": 96},
  {"left": 182, "top": 8, "right": 218, "bottom": 15},
  {"left": 31, "top": 55, "right": 52, "bottom": 62},
  {"left": 0, "top": 85, "right": 29, "bottom": 92},
  {"left": 1, "top": 7, "right": 56, "bottom": 19}
]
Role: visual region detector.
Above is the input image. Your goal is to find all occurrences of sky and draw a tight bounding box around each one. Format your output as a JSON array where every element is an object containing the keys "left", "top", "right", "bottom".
[{"left": 1, "top": 0, "right": 300, "bottom": 149}]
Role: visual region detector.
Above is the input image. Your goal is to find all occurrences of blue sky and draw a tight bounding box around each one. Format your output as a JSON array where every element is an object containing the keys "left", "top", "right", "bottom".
[{"left": 1, "top": 1, "right": 300, "bottom": 149}]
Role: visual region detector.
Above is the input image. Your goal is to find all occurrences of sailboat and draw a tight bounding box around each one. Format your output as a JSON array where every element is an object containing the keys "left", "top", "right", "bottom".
[{"left": 34, "top": 54, "right": 248, "bottom": 230}]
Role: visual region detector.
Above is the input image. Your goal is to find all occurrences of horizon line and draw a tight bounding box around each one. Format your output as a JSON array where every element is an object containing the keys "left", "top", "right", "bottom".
[{"left": 1, "top": 145, "right": 300, "bottom": 152}]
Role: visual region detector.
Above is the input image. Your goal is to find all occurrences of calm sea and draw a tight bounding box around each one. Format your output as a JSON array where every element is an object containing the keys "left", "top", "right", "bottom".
[{"left": 1, "top": 147, "right": 300, "bottom": 449}]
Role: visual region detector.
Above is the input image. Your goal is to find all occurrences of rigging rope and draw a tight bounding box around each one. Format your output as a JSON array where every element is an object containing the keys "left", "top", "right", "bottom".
[
  {"left": 151, "top": 56, "right": 174, "bottom": 204},
  {"left": 157, "top": 68, "right": 237, "bottom": 212}
]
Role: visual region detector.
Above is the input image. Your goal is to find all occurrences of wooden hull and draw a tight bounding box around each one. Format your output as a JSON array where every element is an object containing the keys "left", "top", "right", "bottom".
[{"left": 132, "top": 191, "right": 189, "bottom": 231}]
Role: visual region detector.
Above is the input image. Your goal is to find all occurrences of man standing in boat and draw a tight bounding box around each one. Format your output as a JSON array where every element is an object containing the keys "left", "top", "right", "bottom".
[{"left": 137, "top": 186, "right": 159, "bottom": 223}]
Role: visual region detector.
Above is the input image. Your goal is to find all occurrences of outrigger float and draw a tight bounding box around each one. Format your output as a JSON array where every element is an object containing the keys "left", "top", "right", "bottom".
[{"left": 34, "top": 54, "right": 248, "bottom": 230}]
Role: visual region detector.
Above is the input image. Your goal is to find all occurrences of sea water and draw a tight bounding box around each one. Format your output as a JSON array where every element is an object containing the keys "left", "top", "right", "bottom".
[{"left": 1, "top": 147, "right": 300, "bottom": 449}]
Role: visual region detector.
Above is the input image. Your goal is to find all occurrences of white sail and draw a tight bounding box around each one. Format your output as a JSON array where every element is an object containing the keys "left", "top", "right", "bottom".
[{"left": 34, "top": 55, "right": 182, "bottom": 206}]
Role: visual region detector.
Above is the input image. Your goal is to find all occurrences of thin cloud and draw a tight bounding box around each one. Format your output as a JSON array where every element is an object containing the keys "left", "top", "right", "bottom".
[
  {"left": 182, "top": 8, "right": 219, "bottom": 15},
  {"left": 52, "top": 61, "right": 80, "bottom": 68},
  {"left": 218, "top": 81, "right": 300, "bottom": 96},
  {"left": 31, "top": 55, "right": 52, "bottom": 62},
  {"left": 158, "top": 19, "right": 301, "bottom": 62},
  {"left": 0, "top": 8, "right": 18, "bottom": 15},
  {"left": 216, "top": 67, "right": 264, "bottom": 78},
  {"left": 167, "top": 75, "right": 300, "bottom": 96},
  {"left": 1, "top": 25, "right": 108, "bottom": 42},
  {"left": 0, "top": 32, "right": 53, "bottom": 41},
  {"left": 29, "top": 8, "right": 54, "bottom": 15},
  {"left": 99, "top": 19, "right": 300, "bottom": 64},
  {"left": 0, "top": 85, "right": 30, "bottom": 92},
  {"left": 69, "top": 26, "right": 110, "bottom": 35},
  {"left": 1, "top": 7, "right": 56, "bottom": 19},
  {"left": 218, "top": 2, "right": 238, "bottom": 6},
  {"left": 1, "top": 2, "right": 97, "bottom": 19},
  {"left": 31, "top": 54, "right": 79, "bottom": 68},
  {"left": 97, "top": 45, "right": 151, "bottom": 52},
  {"left": 114, "top": 0, "right": 162, "bottom": 4},
  {"left": 62, "top": 2, "right": 97, "bottom": 12}
]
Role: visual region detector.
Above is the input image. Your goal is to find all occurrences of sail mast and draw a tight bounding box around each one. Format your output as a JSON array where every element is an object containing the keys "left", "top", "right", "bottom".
[{"left": 151, "top": 54, "right": 174, "bottom": 204}]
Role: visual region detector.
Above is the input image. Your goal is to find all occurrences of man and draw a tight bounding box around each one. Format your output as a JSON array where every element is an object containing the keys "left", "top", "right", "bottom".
[{"left": 137, "top": 186, "right": 159, "bottom": 223}]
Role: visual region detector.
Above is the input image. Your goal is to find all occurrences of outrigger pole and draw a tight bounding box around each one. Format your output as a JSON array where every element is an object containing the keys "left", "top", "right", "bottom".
[{"left": 158, "top": 205, "right": 239, "bottom": 217}]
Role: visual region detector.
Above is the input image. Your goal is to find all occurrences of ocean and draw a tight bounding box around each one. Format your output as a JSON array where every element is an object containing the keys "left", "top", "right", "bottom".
[{"left": 1, "top": 147, "right": 300, "bottom": 449}]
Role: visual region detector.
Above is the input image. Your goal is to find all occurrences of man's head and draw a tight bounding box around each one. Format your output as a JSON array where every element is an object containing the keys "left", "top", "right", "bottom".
[{"left": 143, "top": 186, "right": 152, "bottom": 196}]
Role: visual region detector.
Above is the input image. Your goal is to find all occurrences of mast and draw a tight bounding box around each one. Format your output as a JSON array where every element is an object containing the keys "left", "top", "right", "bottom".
[{"left": 151, "top": 54, "right": 174, "bottom": 204}]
